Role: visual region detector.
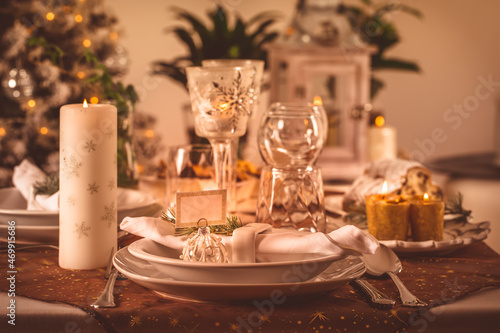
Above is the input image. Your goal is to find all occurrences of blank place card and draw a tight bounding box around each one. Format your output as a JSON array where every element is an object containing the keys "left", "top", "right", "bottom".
[{"left": 175, "top": 189, "right": 227, "bottom": 228}]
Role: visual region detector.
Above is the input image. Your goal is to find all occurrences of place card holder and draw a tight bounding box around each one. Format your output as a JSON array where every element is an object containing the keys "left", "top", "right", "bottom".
[{"left": 175, "top": 190, "right": 229, "bottom": 263}]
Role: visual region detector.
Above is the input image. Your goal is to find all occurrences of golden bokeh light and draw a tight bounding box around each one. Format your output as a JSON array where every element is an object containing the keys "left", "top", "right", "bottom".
[
  {"left": 145, "top": 129, "right": 155, "bottom": 138},
  {"left": 40, "top": 127, "right": 48, "bottom": 135},
  {"left": 83, "top": 39, "right": 91, "bottom": 47},
  {"left": 109, "top": 31, "right": 119, "bottom": 40},
  {"left": 76, "top": 71, "right": 85, "bottom": 79},
  {"left": 375, "top": 115, "right": 385, "bottom": 127},
  {"left": 313, "top": 96, "right": 323, "bottom": 106},
  {"left": 0, "top": 128, "right": 6, "bottom": 137},
  {"left": 27, "top": 99, "right": 36, "bottom": 108},
  {"left": 90, "top": 96, "right": 99, "bottom": 104},
  {"left": 75, "top": 14, "right": 83, "bottom": 23},
  {"left": 46, "top": 12, "right": 55, "bottom": 21}
]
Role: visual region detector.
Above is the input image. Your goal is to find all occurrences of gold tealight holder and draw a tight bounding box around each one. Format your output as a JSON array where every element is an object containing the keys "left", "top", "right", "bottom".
[
  {"left": 366, "top": 194, "right": 410, "bottom": 240},
  {"left": 409, "top": 194, "right": 444, "bottom": 241}
]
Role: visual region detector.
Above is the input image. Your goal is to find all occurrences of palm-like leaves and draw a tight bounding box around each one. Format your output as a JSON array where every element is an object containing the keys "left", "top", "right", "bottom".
[
  {"left": 344, "top": 0, "right": 423, "bottom": 99},
  {"left": 152, "top": 5, "right": 280, "bottom": 90}
]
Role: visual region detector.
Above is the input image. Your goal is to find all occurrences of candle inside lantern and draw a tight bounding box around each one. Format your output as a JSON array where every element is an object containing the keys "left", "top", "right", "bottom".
[
  {"left": 367, "top": 116, "right": 397, "bottom": 161},
  {"left": 409, "top": 193, "right": 445, "bottom": 241},
  {"left": 59, "top": 100, "right": 117, "bottom": 269}
]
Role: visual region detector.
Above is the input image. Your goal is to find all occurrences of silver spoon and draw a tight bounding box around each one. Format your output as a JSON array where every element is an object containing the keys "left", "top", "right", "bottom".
[
  {"left": 363, "top": 244, "right": 427, "bottom": 307},
  {"left": 324, "top": 234, "right": 395, "bottom": 308}
]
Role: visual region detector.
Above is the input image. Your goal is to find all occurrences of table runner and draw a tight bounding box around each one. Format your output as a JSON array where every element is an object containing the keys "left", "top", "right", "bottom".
[{"left": 1, "top": 241, "right": 500, "bottom": 333}]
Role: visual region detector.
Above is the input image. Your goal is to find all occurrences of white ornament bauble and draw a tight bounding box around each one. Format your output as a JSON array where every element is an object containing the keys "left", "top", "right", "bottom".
[{"left": 1, "top": 68, "right": 34, "bottom": 101}]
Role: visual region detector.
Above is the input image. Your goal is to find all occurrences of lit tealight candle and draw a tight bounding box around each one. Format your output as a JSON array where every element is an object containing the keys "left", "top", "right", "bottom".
[
  {"left": 409, "top": 193, "right": 445, "bottom": 241},
  {"left": 366, "top": 180, "right": 410, "bottom": 240},
  {"left": 367, "top": 116, "right": 397, "bottom": 161},
  {"left": 59, "top": 100, "right": 117, "bottom": 269},
  {"left": 365, "top": 180, "right": 388, "bottom": 224}
]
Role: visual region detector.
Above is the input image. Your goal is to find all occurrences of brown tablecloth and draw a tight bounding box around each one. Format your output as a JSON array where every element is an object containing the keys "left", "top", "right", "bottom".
[{"left": 1, "top": 240, "right": 500, "bottom": 333}]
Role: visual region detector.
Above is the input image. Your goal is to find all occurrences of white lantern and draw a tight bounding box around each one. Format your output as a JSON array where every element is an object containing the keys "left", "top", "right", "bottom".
[{"left": 267, "top": 0, "right": 375, "bottom": 180}]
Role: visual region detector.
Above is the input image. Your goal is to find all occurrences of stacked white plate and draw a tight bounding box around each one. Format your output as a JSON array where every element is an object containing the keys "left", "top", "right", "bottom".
[
  {"left": 0, "top": 187, "right": 161, "bottom": 244},
  {"left": 113, "top": 238, "right": 366, "bottom": 302}
]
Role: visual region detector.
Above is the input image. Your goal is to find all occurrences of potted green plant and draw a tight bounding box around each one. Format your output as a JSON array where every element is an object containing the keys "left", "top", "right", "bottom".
[
  {"left": 151, "top": 5, "right": 280, "bottom": 90},
  {"left": 342, "top": 0, "right": 423, "bottom": 99}
]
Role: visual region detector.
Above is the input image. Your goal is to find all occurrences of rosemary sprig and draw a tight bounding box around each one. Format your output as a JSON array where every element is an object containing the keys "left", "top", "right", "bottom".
[
  {"left": 161, "top": 208, "right": 243, "bottom": 236},
  {"left": 445, "top": 192, "right": 471, "bottom": 221},
  {"left": 343, "top": 211, "right": 367, "bottom": 228},
  {"left": 33, "top": 173, "right": 59, "bottom": 196}
]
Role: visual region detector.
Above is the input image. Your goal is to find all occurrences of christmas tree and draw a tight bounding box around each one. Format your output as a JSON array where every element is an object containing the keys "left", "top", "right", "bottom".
[{"left": 0, "top": 0, "right": 136, "bottom": 187}]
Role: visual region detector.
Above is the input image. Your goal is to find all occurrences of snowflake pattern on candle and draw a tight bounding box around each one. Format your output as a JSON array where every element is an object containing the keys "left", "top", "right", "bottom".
[
  {"left": 87, "top": 181, "right": 99, "bottom": 195},
  {"left": 103, "top": 126, "right": 115, "bottom": 139},
  {"left": 108, "top": 178, "right": 116, "bottom": 190},
  {"left": 83, "top": 139, "right": 97, "bottom": 153},
  {"left": 101, "top": 201, "right": 116, "bottom": 228},
  {"left": 74, "top": 221, "right": 91, "bottom": 239},
  {"left": 66, "top": 195, "right": 76, "bottom": 206},
  {"left": 62, "top": 153, "right": 82, "bottom": 179}
]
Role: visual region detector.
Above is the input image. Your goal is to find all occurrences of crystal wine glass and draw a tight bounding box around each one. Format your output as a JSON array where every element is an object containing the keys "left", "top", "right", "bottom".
[
  {"left": 201, "top": 60, "right": 264, "bottom": 211},
  {"left": 186, "top": 66, "right": 256, "bottom": 210},
  {"left": 257, "top": 102, "right": 326, "bottom": 167}
]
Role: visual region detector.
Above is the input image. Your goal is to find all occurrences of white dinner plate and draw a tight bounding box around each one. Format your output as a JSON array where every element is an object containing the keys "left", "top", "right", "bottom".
[
  {"left": 325, "top": 195, "right": 491, "bottom": 255},
  {"left": 114, "top": 246, "right": 365, "bottom": 302},
  {"left": 128, "top": 238, "right": 345, "bottom": 284},
  {"left": 0, "top": 224, "right": 59, "bottom": 245},
  {"left": 0, "top": 187, "right": 161, "bottom": 227}
]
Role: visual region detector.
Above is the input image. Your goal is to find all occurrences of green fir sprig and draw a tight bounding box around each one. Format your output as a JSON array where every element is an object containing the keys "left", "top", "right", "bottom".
[
  {"left": 161, "top": 208, "right": 243, "bottom": 236},
  {"left": 33, "top": 173, "right": 59, "bottom": 196}
]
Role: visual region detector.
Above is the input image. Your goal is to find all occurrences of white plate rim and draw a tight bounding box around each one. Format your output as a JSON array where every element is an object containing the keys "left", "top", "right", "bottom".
[
  {"left": 128, "top": 237, "right": 343, "bottom": 269},
  {"left": 0, "top": 187, "right": 157, "bottom": 216}
]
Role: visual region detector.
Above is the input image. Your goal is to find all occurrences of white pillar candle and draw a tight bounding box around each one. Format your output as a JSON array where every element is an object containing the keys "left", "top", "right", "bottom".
[
  {"left": 59, "top": 102, "right": 117, "bottom": 270},
  {"left": 368, "top": 125, "right": 397, "bottom": 162}
]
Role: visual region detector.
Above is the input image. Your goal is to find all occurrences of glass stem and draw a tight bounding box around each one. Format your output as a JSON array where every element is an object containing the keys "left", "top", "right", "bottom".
[{"left": 210, "top": 139, "right": 234, "bottom": 211}]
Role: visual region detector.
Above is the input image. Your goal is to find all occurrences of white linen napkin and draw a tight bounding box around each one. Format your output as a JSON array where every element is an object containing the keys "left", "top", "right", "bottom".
[
  {"left": 120, "top": 217, "right": 379, "bottom": 263},
  {"left": 12, "top": 159, "right": 59, "bottom": 211}
]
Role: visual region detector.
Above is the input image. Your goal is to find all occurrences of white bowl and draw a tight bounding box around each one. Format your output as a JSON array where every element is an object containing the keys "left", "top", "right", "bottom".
[{"left": 127, "top": 238, "right": 345, "bottom": 285}]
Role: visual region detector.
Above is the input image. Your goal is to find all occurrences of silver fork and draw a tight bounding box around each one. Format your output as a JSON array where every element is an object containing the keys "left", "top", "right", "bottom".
[{"left": 91, "top": 247, "right": 120, "bottom": 308}]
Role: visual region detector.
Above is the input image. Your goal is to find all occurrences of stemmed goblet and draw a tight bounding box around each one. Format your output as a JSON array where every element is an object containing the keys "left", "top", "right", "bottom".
[
  {"left": 257, "top": 102, "right": 326, "bottom": 167},
  {"left": 201, "top": 60, "right": 264, "bottom": 211},
  {"left": 186, "top": 66, "right": 256, "bottom": 211}
]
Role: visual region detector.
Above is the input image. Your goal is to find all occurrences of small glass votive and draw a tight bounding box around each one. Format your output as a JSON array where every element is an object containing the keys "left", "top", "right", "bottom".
[
  {"left": 256, "top": 166, "right": 326, "bottom": 233},
  {"left": 165, "top": 144, "right": 215, "bottom": 209}
]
